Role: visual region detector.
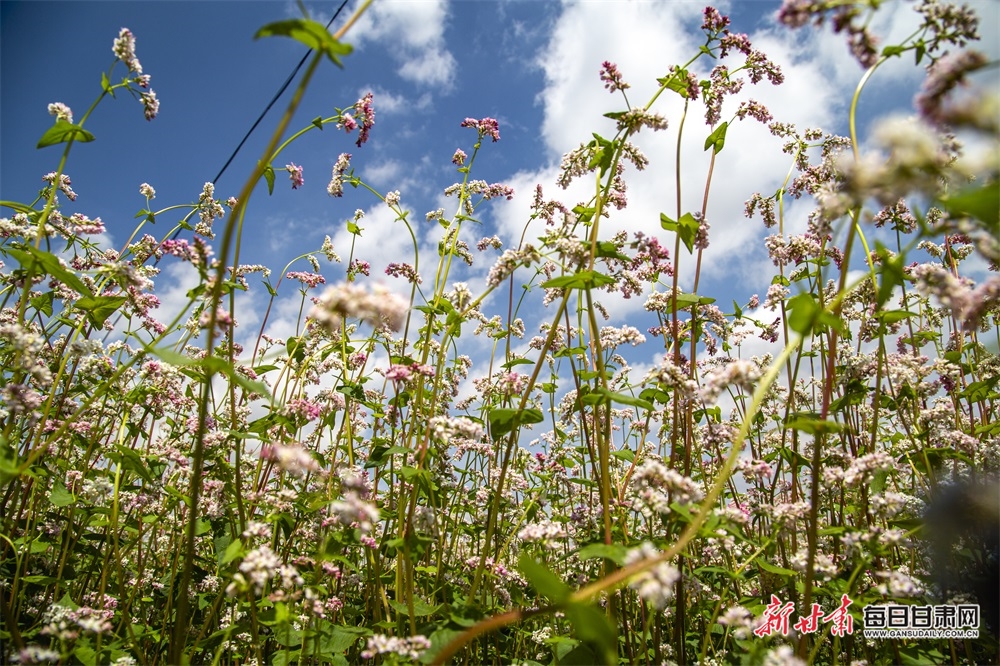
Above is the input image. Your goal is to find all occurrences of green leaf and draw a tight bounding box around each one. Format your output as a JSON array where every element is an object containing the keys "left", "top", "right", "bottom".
[
  {"left": 29, "top": 291, "right": 55, "bottom": 317},
  {"left": 576, "top": 543, "right": 628, "bottom": 565},
  {"left": 596, "top": 387, "right": 652, "bottom": 411},
  {"left": 659, "top": 212, "right": 700, "bottom": 254},
  {"left": 757, "top": 559, "right": 796, "bottom": 577},
  {"left": 311, "top": 115, "right": 324, "bottom": 130},
  {"left": 101, "top": 71, "right": 113, "bottom": 95},
  {"left": 488, "top": 407, "right": 544, "bottom": 438},
  {"left": 75, "top": 295, "right": 127, "bottom": 329},
  {"left": 564, "top": 601, "right": 617, "bottom": 665},
  {"left": 255, "top": 19, "right": 354, "bottom": 67},
  {"left": 263, "top": 164, "right": 275, "bottom": 195},
  {"left": 875, "top": 310, "right": 916, "bottom": 324},
  {"left": 875, "top": 242, "right": 906, "bottom": 308},
  {"left": 786, "top": 292, "right": 845, "bottom": 337},
  {"left": 49, "top": 484, "right": 76, "bottom": 507},
  {"left": 939, "top": 182, "right": 999, "bottom": 227},
  {"left": 659, "top": 67, "right": 694, "bottom": 98},
  {"left": 704, "top": 121, "right": 728, "bottom": 154},
  {"left": 518, "top": 554, "right": 570, "bottom": 603},
  {"left": 6, "top": 246, "right": 92, "bottom": 298},
  {"left": 881, "top": 44, "right": 906, "bottom": 58},
  {"left": 37, "top": 120, "right": 95, "bottom": 148},
  {"left": 784, "top": 414, "right": 844, "bottom": 435},
  {"left": 594, "top": 241, "right": 630, "bottom": 262},
  {"left": 541, "top": 270, "right": 616, "bottom": 291},
  {"left": 387, "top": 597, "right": 443, "bottom": 617}
]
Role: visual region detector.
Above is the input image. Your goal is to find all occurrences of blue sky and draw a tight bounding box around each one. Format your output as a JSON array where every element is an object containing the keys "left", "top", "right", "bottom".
[{"left": 2, "top": 0, "right": 998, "bottom": 377}]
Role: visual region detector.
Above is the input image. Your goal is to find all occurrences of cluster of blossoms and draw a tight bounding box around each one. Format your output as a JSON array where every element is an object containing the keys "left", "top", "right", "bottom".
[
  {"left": 699, "top": 358, "right": 762, "bottom": 405},
  {"left": 309, "top": 282, "right": 409, "bottom": 334},
  {"left": 360, "top": 634, "right": 432, "bottom": 661},
  {"left": 112, "top": 28, "right": 158, "bottom": 120},
  {"left": 460, "top": 116, "right": 500, "bottom": 142},
  {"left": 625, "top": 542, "right": 681, "bottom": 609},
  {"left": 338, "top": 92, "right": 375, "bottom": 146},
  {"left": 629, "top": 460, "right": 704, "bottom": 517},
  {"left": 518, "top": 519, "right": 569, "bottom": 550},
  {"left": 912, "top": 263, "right": 1000, "bottom": 331},
  {"left": 327, "top": 153, "right": 352, "bottom": 197},
  {"left": 285, "top": 163, "right": 304, "bottom": 189},
  {"left": 260, "top": 441, "right": 321, "bottom": 477},
  {"left": 226, "top": 545, "right": 303, "bottom": 596}
]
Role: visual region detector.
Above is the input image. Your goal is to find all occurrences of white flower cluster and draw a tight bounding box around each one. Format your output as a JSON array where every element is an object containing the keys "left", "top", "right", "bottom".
[
  {"left": 517, "top": 519, "right": 568, "bottom": 550},
  {"left": 310, "top": 283, "right": 409, "bottom": 334},
  {"left": 360, "top": 634, "right": 432, "bottom": 660},
  {"left": 629, "top": 460, "right": 704, "bottom": 517},
  {"left": 226, "top": 545, "right": 303, "bottom": 597},
  {"left": 624, "top": 542, "right": 680, "bottom": 609}
]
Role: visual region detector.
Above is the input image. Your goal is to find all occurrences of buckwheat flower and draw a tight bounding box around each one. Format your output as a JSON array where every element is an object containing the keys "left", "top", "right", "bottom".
[
  {"left": 348, "top": 259, "right": 370, "bottom": 279},
  {"left": 487, "top": 245, "right": 541, "bottom": 288},
  {"left": 719, "top": 31, "right": 752, "bottom": 57},
  {"left": 141, "top": 90, "right": 159, "bottom": 121},
  {"left": 329, "top": 490, "right": 380, "bottom": 536},
  {"left": 461, "top": 116, "right": 501, "bottom": 142},
  {"left": 286, "top": 271, "right": 325, "bottom": 289},
  {"left": 498, "top": 371, "right": 526, "bottom": 396},
  {"left": 17, "top": 646, "right": 63, "bottom": 664},
  {"left": 452, "top": 148, "right": 467, "bottom": 166},
  {"left": 736, "top": 99, "right": 773, "bottom": 124},
  {"left": 327, "top": 153, "right": 351, "bottom": 197},
  {"left": 624, "top": 542, "right": 680, "bottom": 609},
  {"left": 339, "top": 111, "right": 358, "bottom": 133},
  {"left": 701, "top": 6, "right": 730, "bottom": 33},
  {"left": 353, "top": 92, "right": 375, "bottom": 146},
  {"left": 385, "top": 364, "right": 412, "bottom": 383},
  {"left": 361, "top": 634, "right": 432, "bottom": 661},
  {"left": 242, "top": 520, "right": 271, "bottom": 540},
  {"left": 426, "top": 207, "right": 445, "bottom": 223},
  {"left": 617, "top": 109, "right": 669, "bottom": 133},
  {"left": 113, "top": 27, "right": 142, "bottom": 73},
  {"left": 718, "top": 605, "right": 755, "bottom": 639},
  {"left": 384, "top": 190, "right": 400, "bottom": 207},
  {"left": 310, "top": 282, "right": 409, "bottom": 333},
  {"left": 763, "top": 645, "right": 806, "bottom": 666},
  {"left": 385, "top": 262, "right": 421, "bottom": 284},
  {"left": 776, "top": 0, "right": 812, "bottom": 29},
  {"left": 916, "top": 50, "right": 989, "bottom": 125},
  {"left": 745, "top": 49, "right": 784, "bottom": 85},
  {"left": 2, "top": 383, "right": 43, "bottom": 416},
  {"left": 600, "top": 325, "right": 646, "bottom": 348},
  {"left": 261, "top": 442, "right": 320, "bottom": 477},
  {"left": 316, "top": 235, "right": 340, "bottom": 264},
  {"left": 48, "top": 102, "right": 73, "bottom": 123},
  {"left": 600, "top": 60, "right": 630, "bottom": 93},
  {"left": 700, "top": 358, "right": 762, "bottom": 404},
  {"left": 286, "top": 163, "right": 304, "bottom": 189},
  {"left": 139, "top": 182, "right": 155, "bottom": 199},
  {"left": 237, "top": 545, "right": 282, "bottom": 594},
  {"left": 42, "top": 171, "right": 77, "bottom": 201},
  {"left": 518, "top": 519, "right": 568, "bottom": 550}
]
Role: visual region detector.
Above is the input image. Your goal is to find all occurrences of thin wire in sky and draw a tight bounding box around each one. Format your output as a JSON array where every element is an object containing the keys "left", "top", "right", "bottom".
[{"left": 167, "top": 0, "right": 352, "bottom": 243}]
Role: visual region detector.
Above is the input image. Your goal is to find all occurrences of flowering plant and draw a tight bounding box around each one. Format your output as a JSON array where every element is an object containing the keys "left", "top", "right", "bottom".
[{"left": 1, "top": 1, "right": 997, "bottom": 665}]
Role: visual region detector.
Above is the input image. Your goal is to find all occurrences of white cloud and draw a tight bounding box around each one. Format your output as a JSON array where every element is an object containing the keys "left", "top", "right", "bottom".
[
  {"left": 350, "top": 0, "right": 456, "bottom": 88},
  {"left": 360, "top": 86, "right": 431, "bottom": 115}
]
